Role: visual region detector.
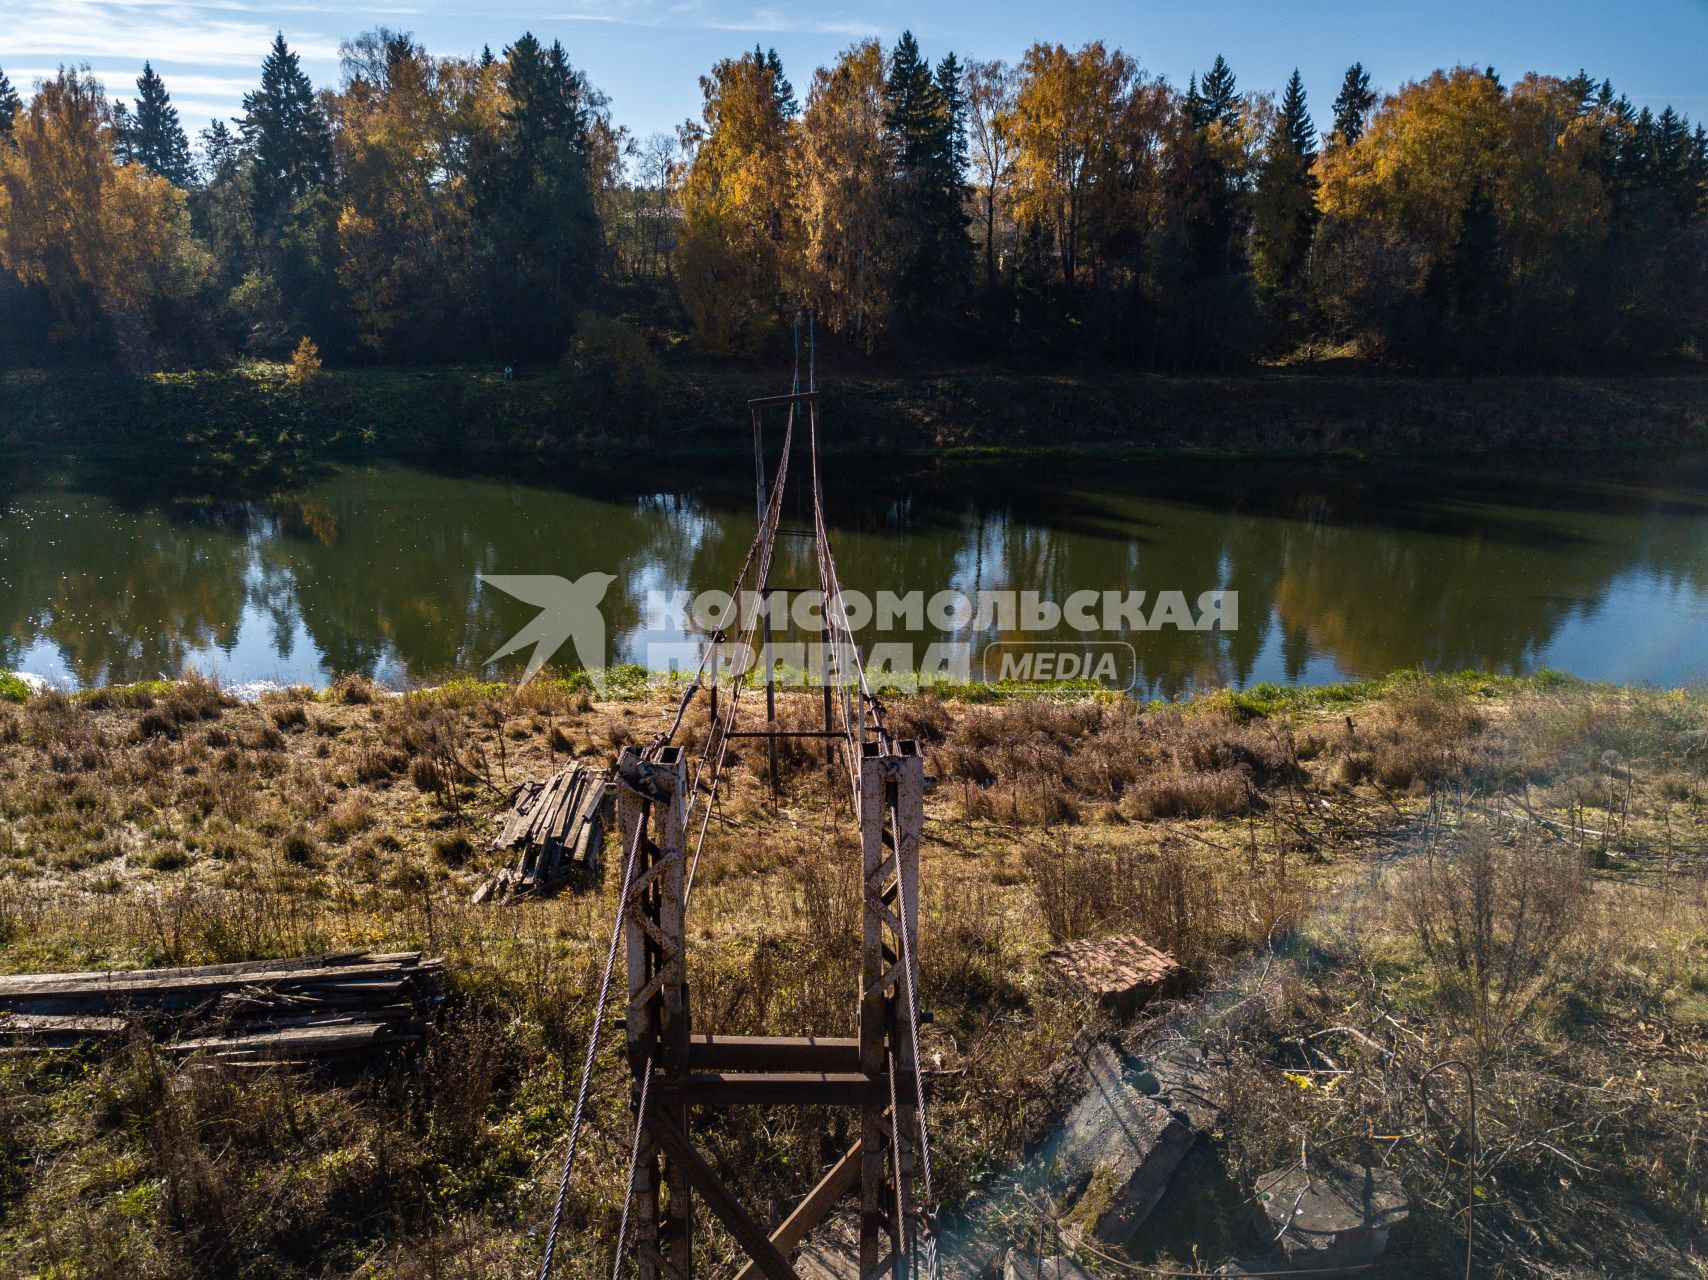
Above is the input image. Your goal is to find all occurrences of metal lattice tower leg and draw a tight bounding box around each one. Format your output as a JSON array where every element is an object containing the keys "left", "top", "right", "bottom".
[
  {"left": 620, "top": 744, "right": 692, "bottom": 1279},
  {"left": 860, "top": 740, "right": 924, "bottom": 1277}
]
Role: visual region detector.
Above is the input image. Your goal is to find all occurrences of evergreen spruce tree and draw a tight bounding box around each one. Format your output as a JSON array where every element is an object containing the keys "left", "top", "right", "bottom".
[
  {"left": 1692, "top": 125, "right": 1708, "bottom": 213},
  {"left": 241, "top": 33, "right": 333, "bottom": 227},
  {"left": 1175, "top": 56, "right": 1245, "bottom": 280},
  {"left": 1330, "top": 63, "right": 1376, "bottom": 145},
  {"left": 1193, "top": 56, "right": 1240, "bottom": 129},
  {"left": 0, "top": 65, "right": 19, "bottom": 138},
  {"left": 111, "top": 102, "right": 134, "bottom": 163},
  {"left": 751, "top": 46, "right": 797, "bottom": 119},
  {"left": 1252, "top": 69, "right": 1319, "bottom": 296},
  {"left": 125, "top": 63, "right": 194, "bottom": 185},
  {"left": 199, "top": 120, "right": 243, "bottom": 183},
  {"left": 1563, "top": 69, "right": 1597, "bottom": 115},
  {"left": 1280, "top": 69, "right": 1317, "bottom": 156},
  {"left": 935, "top": 52, "right": 968, "bottom": 183},
  {"left": 479, "top": 32, "right": 600, "bottom": 357},
  {"left": 1654, "top": 106, "right": 1694, "bottom": 215},
  {"left": 884, "top": 32, "right": 970, "bottom": 326}
]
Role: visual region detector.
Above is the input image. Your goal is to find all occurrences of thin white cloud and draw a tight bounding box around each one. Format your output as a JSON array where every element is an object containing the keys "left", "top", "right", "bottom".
[
  {"left": 537, "top": 0, "right": 875, "bottom": 36},
  {"left": 3, "top": 0, "right": 340, "bottom": 67}
]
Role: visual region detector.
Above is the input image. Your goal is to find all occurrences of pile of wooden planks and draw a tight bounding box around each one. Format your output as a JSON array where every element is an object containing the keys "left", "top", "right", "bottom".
[
  {"left": 473, "top": 763, "right": 611, "bottom": 903},
  {"left": 0, "top": 951, "right": 441, "bottom": 1065}
]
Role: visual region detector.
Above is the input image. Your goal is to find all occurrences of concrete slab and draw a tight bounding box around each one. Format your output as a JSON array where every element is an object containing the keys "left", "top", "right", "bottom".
[
  {"left": 1038, "top": 1041, "right": 1195, "bottom": 1246},
  {"left": 1254, "top": 1162, "right": 1409, "bottom": 1267},
  {"left": 1003, "top": 1253, "right": 1094, "bottom": 1280}
]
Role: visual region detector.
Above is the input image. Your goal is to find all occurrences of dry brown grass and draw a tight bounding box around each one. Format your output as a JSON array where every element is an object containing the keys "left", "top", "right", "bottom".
[{"left": 0, "top": 675, "right": 1700, "bottom": 1277}]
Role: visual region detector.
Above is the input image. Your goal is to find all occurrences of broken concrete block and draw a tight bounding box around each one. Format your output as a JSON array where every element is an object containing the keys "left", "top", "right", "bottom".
[
  {"left": 1136, "top": 1044, "right": 1228, "bottom": 1134},
  {"left": 1003, "top": 1253, "right": 1094, "bottom": 1280},
  {"left": 1038, "top": 1041, "right": 1194, "bottom": 1246},
  {"left": 1045, "top": 935, "right": 1182, "bottom": 1016},
  {"left": 1254, "top": 1163, "right": 1410, "bottom": 1268}
]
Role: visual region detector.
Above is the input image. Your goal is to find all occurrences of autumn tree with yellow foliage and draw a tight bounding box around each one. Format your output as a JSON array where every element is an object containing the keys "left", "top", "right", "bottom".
[
  {"left": 0, "top": 68, "right": 204, "bottom": 358},
  {"left": 791, "top": 41, "right": 893, "bottom": 349},
  {"left": 675, "top": 51, "right": 797, "bottom": 357},
  {"left": 333, "top": 32, "right": 483, "bottom": 356},
  {"left": 0, "top": 35, "right": 1702, "bottom": 372},
  {"left": 1311, "top": 67, "right": 1663, "bottom": 366}
]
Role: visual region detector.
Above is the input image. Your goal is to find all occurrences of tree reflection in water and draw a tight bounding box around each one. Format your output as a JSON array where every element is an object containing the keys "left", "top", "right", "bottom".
[{"left": 2, "top": 449, "right": 1705, "bottom": 692}]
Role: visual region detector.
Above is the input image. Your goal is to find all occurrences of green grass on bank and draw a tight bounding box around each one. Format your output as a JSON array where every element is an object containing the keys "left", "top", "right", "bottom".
[
  {"left": 5, "top": 362, "right": 1707, "bottom": 465},
  {"left": 5, "top": 662, "right": 1611, "bottom": 719}
]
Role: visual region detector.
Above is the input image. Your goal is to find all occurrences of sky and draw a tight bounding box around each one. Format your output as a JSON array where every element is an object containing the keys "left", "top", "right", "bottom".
[{"left": 3, "top": 0, "right": 1705, "bottom": 151}]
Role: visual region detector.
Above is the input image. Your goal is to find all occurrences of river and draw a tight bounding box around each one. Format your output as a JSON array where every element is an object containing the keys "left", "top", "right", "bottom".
[{"left": 3, "top": 449, "right": 1706, "bottom": 695}]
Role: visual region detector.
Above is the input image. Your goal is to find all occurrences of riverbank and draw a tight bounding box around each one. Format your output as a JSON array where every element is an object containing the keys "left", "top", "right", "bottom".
[
  {"left": 0, "top": 672, "right": 1701, "bottom": 1275},
  {"left": 4, "top": 363, "right": 1707, "bottom": 463}
]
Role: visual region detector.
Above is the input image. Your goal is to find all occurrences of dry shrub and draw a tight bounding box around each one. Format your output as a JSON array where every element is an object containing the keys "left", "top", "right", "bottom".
[
  {"left": 926, "top": 877, "right": 1024, "bottom": 1021},
  {"left": 330, "top": 673, "right": 378, "bottom": 705},
  {"left": 269, "top": 701, "right": 308, "bottom": 731},
  {"left": 1329, "top": 686, "right": 1486, "bottom": 791},
  {"left": 798, "top": 838, "right": 859, "bottom": 954},
  {"left": 409, "top": 754, "right": 442, "bottom": 793},
  {"left": 321, "top": 796, "right": 374, "bottom": 842},
  {"left": 722, "top": 693, "right": 849, "bottom": 796},
  {"left": 134, "top": 708, "right": 181, "bottom": 741},
  {"left": 1403, "top": 824, "right": 1590, "bottom": 1043},
  {"left": 1120, "top": 765, "right": 1251, "bottom": 819},
  {"left": 162, "top": 674, "right": 231, "bottom": 724},
  {"left": 936, "top": 700, "right": 1289, "bottom": 827},
  {"left": 353, "top": 744, "right": 408, "bottom": 783},
  {"left": 1026, "top": 837, "right": 1226, "bottom": 967},
  {"left": 888, "top": 694, "right": 952, "bottom": 743}
]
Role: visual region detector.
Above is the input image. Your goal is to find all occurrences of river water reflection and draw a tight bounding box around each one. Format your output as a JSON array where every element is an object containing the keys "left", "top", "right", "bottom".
[{"left": 3, "top": 450, "right": 1705, "bottom": 694}]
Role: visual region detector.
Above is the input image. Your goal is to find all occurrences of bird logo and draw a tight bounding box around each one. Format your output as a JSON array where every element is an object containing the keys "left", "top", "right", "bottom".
[{"left": 478, "top": 571, "right": 617, "bottom": 689}]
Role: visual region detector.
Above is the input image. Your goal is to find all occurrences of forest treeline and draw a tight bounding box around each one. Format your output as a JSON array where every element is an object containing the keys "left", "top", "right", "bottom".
[{"left": 0, "top": 31, "right": 1705, "bottom": 374}]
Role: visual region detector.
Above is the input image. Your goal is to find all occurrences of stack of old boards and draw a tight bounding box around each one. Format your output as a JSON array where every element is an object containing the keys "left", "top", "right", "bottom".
[
  {"left": 0, "top": 951, "right": 442, "bottom": 1065},
  {"left": 473, "top": 762, "right": 611, "bottom": 903}
]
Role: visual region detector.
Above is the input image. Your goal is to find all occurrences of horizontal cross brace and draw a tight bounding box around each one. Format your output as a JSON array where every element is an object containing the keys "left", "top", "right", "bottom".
[
  {"left": 687, "top": 1034, "right": 860, "bottom": 1073},
  {"left": 748, "top": 390, "right": 820, "bottom": 409},
  {"left": 655, "top": 1070, "right": 919, "bottom": 1108},
  {"left": 725, "top": 730, "right": 848, "bottom": 740}
]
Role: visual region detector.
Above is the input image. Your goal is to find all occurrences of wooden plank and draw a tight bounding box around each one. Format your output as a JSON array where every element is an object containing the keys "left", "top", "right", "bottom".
[
  {"left": 523, "top": 771, "right": 566, "bottom": 845},
  {"left": 168, "top": 1020, "right": 416, "bottom": 1057},
  {"left": 731, "top": 1142, "right": 864, "bottom": 1280},
  {"left": 0, "top": 952, "right": 424, "bottom": 994},
  {"left": 539, "top": 769, "right": 588, "bottom": 882},
  {"left": 686, "top": 1035, "right": 860, "bottom": 1073},
  {"left": 0, "top": 1013, "right": 132, "bottom": 1039},
  {"left": 0, "top": 965, "right": 429, "bottom": 1006},
  {"left": 643, "top": 1110, "right": 802, "bottom": 1280},
  {"left": 659, "top": 1072, "right": 915, "bottom": 1108}
]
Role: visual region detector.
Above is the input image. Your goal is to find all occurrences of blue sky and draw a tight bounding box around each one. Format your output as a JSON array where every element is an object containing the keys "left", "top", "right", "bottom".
[{"left": 3, "top": 0, "right": 1704, "bottom": 149}]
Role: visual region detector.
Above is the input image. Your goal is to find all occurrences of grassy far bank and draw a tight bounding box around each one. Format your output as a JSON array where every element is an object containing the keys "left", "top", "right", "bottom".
[
  {"left": 0, "top": 671, "right": 1703, "bottom": 1278},
  {"left": 3, "top": 362, "right": 1707, "bottom": 465}
]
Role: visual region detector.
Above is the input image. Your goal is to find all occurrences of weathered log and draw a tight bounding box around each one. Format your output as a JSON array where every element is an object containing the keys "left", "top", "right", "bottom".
[{"left": 0, "top": 952, "right": 441, "bottom": 1064}]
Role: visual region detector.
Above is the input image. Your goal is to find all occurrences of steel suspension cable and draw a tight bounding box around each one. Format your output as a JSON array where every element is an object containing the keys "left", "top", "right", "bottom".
[
  {"left": 607, "top": 1059, "right": 654, "bottom": 1280},
  {"left": 537, "top": 798, "right": 650, "bottom": 1280},
  {"left": 887, "top": 790, "right": 942, "bottom": 1280}
]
